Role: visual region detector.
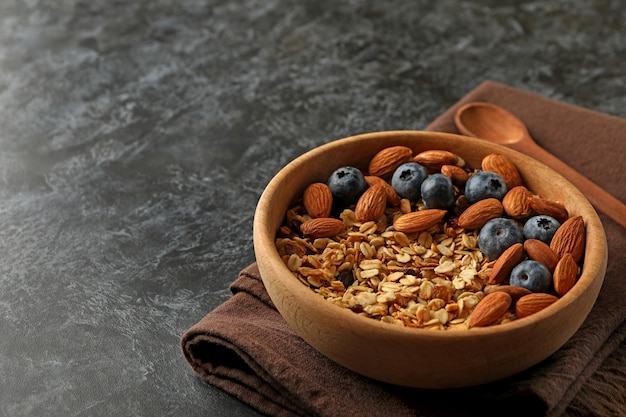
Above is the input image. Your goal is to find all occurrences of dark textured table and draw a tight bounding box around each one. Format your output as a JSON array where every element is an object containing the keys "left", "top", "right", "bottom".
[{"left": 1, "top": 1, "right": 624, "bottom": 416}]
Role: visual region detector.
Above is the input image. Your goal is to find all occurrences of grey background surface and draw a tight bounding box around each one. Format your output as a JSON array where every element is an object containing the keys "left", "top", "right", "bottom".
[{"left": 1, "top": 1, "right": 624, "bottom": 416}]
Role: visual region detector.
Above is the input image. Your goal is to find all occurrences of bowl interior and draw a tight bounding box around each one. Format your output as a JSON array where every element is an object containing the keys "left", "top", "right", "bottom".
[{"left": 253, "top": 130, "right": 607, "bottom": 388}]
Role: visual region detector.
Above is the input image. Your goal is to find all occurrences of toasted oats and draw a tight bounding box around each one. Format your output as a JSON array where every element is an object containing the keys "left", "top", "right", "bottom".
[
  {"left": 419, "top": 280, "right": 434, "bottom": 300},
  {"left": 418, "top": 231, "right": 433, "bottom": 248},
  {"left": 395, "top": 252, "right": 411, "bottom": 263},
  {"left": 360, "top": 259, "right": 383, "bottom": 270},
  {"left": 306, "top": 275, "right": 325, "bottom": 288},
  {"left": 359, "top": 221, "right": 378, "bottom": 235},
  {"left": 428, "top": 298, "right": 446, "bottom": 311},
  {"left": 432, "top": 308, "right": 449, "bottom": 325},
  {"left": 387, "top": 271, "right": 405, "bottom": 282},
  {"left": 400, "top": 199, "right": 412, "bottom": 214},
  {"left": 369, "top": 275, "right": 382, "bottom": 287},
  {"left": 436, "top": 243, "right": 454, "bottom": 257},
  {"left": 359, "top": 268, "right": 379, "bottom": 279},
  {"left": 365, "top": 303, "right": 388, "bottom": 316},
  {"left": 377, "top": 291, "right": 396, "bottom": 303},
  {"left": 359, "top": 242, "right": 377, "bottom": 258},
  {"left": 276, "top": 185, "right": 509, "bottom": 330},
  {"left": 287, "top": 254, "right": 302, "bottom": 271}
]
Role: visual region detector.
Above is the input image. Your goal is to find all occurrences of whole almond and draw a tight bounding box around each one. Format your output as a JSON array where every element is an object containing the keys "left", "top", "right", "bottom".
[
  {"left": 300, "top": 218, "right": 345, "bottom": 238},
  {"left": 355, "top": 184, "right": 387, "bottom": 222},
  {"left": 368, "top": 146, "right": 413, "bottom": 178},
  {"left": 468, "top": 291, "right": 512, "bottom": 328},
  {"left": 553, "top": 253, "right": 579, "bottom": 296},
  {"left": 484, "top": 285, "right": 532, "bottom": 301},
  {"left": 458, "top": 198, "right": 503, "bottom": 229},
  {"left": 413, "top": 150, "right": 459, "bottom": 172},
  {"left": 303, "top": 182, "right": 333, "bottom": 218},
  {"left": 502, "top": 186, "right": 534, "bottom": 219},
  {"left": 550, "top": 215, "right": 586, "bottom": 263},
  {"left": 481, "top": 153, "right": 523, "bottom": 189},
  {"left": 393, "top": 209, "right": 447, "bottom": 233},
  {"left": 529, "top": 196, "right": 569, "bottom": 224},
  {"left": 365, "top": 175, "right": 401, "bottom": 206},
  {"left": 441, "top": 164, "right": 469, "bottom": 185},
  {"left": 515, "top": 293, "right": 559, "bottom": 319},
  {"left": 524, "top": 239, "right": 559, "bottom": 271},
  {"left": 488, "top": 242, "right": 525, "bottom": 285}
]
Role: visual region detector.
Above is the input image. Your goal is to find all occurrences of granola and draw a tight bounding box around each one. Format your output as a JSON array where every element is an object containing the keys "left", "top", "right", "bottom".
[{"left": 275, "top": 198, "right": 515, "bottom": 330}]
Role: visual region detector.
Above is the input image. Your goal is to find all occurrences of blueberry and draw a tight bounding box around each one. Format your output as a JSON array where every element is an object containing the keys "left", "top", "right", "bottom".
[
  {"left": 391, "top": 162, "right": 428, "bottom": 201},
  {"left": 327, "top": 166, "right": 368, "bottom": 206},
  {"left": 464, "top": 171, "right": 508, "bottom": 204},
  {"left": 478, "top": 217, "right": 524, "bottom": 260},
  {"left": 421, "top": 173, "right": 455, "bottom": 209},
  {"left": 509, "top": 260, "right": 553, "bottom": 293},
  {"left": 523, "top": 215, "right": 561, "bottom": 244}
]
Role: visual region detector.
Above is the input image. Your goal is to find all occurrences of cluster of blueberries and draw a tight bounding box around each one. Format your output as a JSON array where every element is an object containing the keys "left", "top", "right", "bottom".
[{"left": 327, "top": 162, "right": 562, "bottom": 294}]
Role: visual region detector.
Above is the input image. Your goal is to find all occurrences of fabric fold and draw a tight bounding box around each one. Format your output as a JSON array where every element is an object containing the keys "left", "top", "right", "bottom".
[
  {"left": 181, "top": 80, "right": 626, "bottom": 417},
  {"left": 182, "top": 264, "right": 418, "bottom": 417}
]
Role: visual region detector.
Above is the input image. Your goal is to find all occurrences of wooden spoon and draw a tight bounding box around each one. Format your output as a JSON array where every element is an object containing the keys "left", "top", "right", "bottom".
[{"left": 454, "top": 101, "right": 626, "bottom": 228}]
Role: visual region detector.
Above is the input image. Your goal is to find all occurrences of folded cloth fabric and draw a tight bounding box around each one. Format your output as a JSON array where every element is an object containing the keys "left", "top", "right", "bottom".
[{"left": 181, "top": 80, "right": 626, "bottom": 417}]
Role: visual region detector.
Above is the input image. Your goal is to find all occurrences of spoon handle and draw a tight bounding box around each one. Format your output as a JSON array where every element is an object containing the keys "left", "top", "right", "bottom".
[{"left": 511, "top": 140, "right": 626, "bottom": 229}]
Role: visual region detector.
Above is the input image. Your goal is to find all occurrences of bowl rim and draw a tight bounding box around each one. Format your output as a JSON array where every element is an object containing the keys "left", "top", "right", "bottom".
[{"left": 253, "top": 130, "right": 608, "bottom": 342}]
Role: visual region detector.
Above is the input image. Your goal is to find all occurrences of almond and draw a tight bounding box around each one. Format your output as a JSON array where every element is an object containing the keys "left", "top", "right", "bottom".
[
  {"left": 365, "top": 175, "right": 401, "bottom": 206},
  {"left": 488, "top": 242, "right": 525, "bottom": 284},
  {"left": 550, "top": 215, "right": 586, "bottom": 263},
  {"left": 368, "top": 146, "right": 413, "bottom": 178},
  {"left": 553, "top": 253, "right": 579, "bottom": 296},
  {"left": 502, "top": 186, "right": 534, "bottom": 219},
  {"left": 484, "top": 285, "right": 532, "bottom": 301},
  {"left": 393, "top": 209, "right": 447, "bottom": 234},
  {"left": 515, "top": 293, "right": 559, "bottom": 319},
  {"left": 468, "top": 291, "right": 512, "bottom": 328},
  {"left": 413, "top": 150, "right": 459, "bottom": 172},
  {"left": 441, "top": 164, "right": 469, "bottom": 185},
  {"left": 528, "top": 196, "right": 569, "bottom": 224},
  {"left": 457, "top": 198, "right": 503, "bottom": 229},
  {"left": 355, "top": 184, "right": 387, "bottom": 222},
  {"left": 481, "top": 153, "right": 523, "bottom": 189},
  {"left": 300, "top": 218, "right": 345, "bottom": 238},
  {"left": 524, "top": 239, "right": 559, "bottom": 271},
  {"left": 303, "top": 182, "right": 333, "bottom": 218}
]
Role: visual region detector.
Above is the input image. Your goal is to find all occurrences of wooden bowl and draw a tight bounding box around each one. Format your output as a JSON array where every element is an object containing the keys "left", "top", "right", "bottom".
[{"left": 253, "top": 131, "right": 607, "bottom": 388}]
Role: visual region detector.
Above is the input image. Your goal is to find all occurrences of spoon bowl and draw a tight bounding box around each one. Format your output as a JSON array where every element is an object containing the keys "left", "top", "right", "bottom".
[
  {"left": 454, "top": 102, "right": 529, "bottom": 146},
  {"left": 454, "top": 101, "right": 626, "bottom": 229}
]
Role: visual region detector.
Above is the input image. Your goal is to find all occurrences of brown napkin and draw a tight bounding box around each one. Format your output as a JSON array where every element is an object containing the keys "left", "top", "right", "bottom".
[{"left": 181, "top": 81, "right": 626, "bottom": 417}]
